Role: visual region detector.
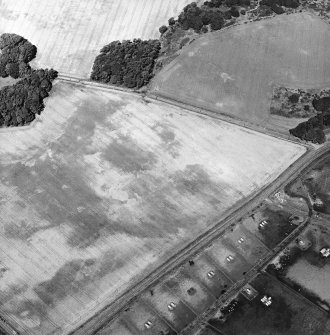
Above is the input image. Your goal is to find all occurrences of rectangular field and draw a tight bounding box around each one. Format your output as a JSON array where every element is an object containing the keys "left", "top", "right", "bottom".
[
  {"left": 0, "top": 0, "right": 191, "bottom": 77},
  {"left": 0, "top": 81, "right": 305, "bottom": 335},
  {"left": 151, "top": 12, "right": 330, "bottom": 132}
]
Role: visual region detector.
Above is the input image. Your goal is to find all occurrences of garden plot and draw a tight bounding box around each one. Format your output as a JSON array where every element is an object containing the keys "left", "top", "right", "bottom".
[
  {"left": 118, "top": 301, "right": 175, "bottom": 335},
  {"left": 141, "top": 283, "right": 196, "bottom": 332},
  {"left": 186, "top": 254, "right": 233, "bottom": 298},
  {"left": 165, "top": 271, "right": 216, "bottom": 314},
  {"left": 0, "top": 81, "right": 305, "bottom": 334},
  {"left": 0, "top": 0, "right": 191, "bottom": 77},
  {"left": 222, "top": 224, "right": 269, "bottom": 265},
  {"left": 152, "top": 12, "right": 330, "bottom": 132},
  {"left": 205, "top": 239, "right": 251, "bottom": 281}
]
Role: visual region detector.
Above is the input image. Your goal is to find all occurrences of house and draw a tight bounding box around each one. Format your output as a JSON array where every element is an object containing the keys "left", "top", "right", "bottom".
[{"left": 320, "top": 247, "right": 330, "bottom": 258}]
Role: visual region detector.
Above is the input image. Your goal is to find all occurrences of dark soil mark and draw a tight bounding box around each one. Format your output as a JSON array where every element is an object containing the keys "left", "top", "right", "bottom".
[
  {"left": 34, "top": 259, "right": 96, "bottom": 307},
  {"left": 102, "top": 134, "right": 157, "bottom": 174}
]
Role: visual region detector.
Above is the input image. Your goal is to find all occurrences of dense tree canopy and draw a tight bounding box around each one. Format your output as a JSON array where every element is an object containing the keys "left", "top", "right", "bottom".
[
  {"left": 162, "top": 0, "right": 253, "bottom": 34},
  {"left": 177, "top": 2, "right": 229, "bottom": 32},
  {"left": 290, "top": 95, "right": 330, "bottom": 143},
  {"left": 90, "top": 39, "right": 160, "bottom": 89},
  {"left": 0, "top": 33, "right": 58, "bottom": 127},
  {"left": 289, "top": 113, "right": 330, "bottom": 144},
  {"left": 0, "top": 33, "right": 37, "bottom": 79},
  {"left": 0, "top": 69, "right": 58, "bottom": 127},
  {"left": 312, "top": 97, "right": 330, "bottom": 112},
  {"left": 260, "top": 0, "right": 300, "bottom": 14}
]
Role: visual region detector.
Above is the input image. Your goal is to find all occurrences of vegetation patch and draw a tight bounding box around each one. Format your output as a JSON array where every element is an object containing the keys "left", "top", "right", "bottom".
[
  {"left": 0, "top": 33, "right": 57, "bottom": 127},
  {"left": 90, "top": 39, "right": 160, "bottom": 89},
  {"left": 260, "top": 0, "right": 299, "bottom": 14},
  {"left": 157, "top": 0, "right": 253, "bottom": 66},
  {"left": 0, "top": 33, "right": 37, "bottom": 78},
  {"left": 270, "top": 87, "right": 330, "bottom": 119},
  {"left": 271, "top": 86, "right": 330, "bottom": 144}
]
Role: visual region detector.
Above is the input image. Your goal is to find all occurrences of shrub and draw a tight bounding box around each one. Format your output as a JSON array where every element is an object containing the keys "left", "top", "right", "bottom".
[
  {"left": 288, "top": 93, "right": 299, "bottom": 103},
  {"left": 168, "top": 17, "right": 176, "bottom": 25}
]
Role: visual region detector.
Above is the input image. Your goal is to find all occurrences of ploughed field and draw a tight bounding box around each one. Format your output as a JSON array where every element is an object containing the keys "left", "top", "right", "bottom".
[
  {"left": 151, "top": 12, "right": 330, "bottom": 132},
  {"left": 0, "top": 81, "right": 305, "bottom": 335},
  {"left": 0, "top": 0, "right": 191, "bottom": 77}
]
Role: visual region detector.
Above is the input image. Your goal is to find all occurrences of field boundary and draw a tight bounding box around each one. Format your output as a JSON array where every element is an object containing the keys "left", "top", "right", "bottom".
[
  {"left": 57, "top": 74, "right": 312, "bottom": 150},
  {"left": 147, "top": 92, "right": 312, "bottom": 148}
]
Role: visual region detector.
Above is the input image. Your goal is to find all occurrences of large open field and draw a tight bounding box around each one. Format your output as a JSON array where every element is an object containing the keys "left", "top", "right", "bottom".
[
  {"left": 151, "top": 12, "right": 330, "bottom": 132},
  {"left": 0, "top": 80, "right": 305, "bottom": 335},
  {"left": 0, "top": 0, "right": 191, "bottom": 77}
]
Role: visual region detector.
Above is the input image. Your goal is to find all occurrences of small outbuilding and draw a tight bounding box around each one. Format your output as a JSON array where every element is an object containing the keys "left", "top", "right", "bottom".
[{"left": 261, "top": 295, "right": 272, "bottom": 307}]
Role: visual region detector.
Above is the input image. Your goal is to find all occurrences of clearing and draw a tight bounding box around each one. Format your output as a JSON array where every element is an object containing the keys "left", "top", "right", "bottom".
[
  {"left": 0, "top": 80, "right": 305, "bottom": 335},
  {"left": 0, "top": 0, "right": 191, "bottom": 77},
  {"left": 151, "top": 12, "right": 330, "bottom": 132}
]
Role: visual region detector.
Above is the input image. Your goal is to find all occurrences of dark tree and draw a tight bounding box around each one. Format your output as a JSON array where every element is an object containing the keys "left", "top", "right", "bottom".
[
  {"left": 159, "top": 25, "right": 168, "bottom": 34},
  {"left": 230, "top": 6, "right": 240, "bottom": 17},
  {"left": 312, "top": 97, "right": 330, "bottom": 112},
  {"left": 168, "top": 17, "right": 176, "bottom": 25},
  {"left": 288, "top": 93, "right": 299, "bottom": 103}
]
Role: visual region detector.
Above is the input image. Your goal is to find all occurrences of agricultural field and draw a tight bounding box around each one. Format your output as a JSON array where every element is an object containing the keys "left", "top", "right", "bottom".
[
  {"left": 0, "top": 0, "right": 192, "bottom": 78},
  {"left": 151, "top": 12, "right": 330, "bottom": 132},
  {"left": 206, "top": 274, "right": 329, "bottom": 335},
  {"left": 0, "top": 80, "right": 305, "bottom": 335}
]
